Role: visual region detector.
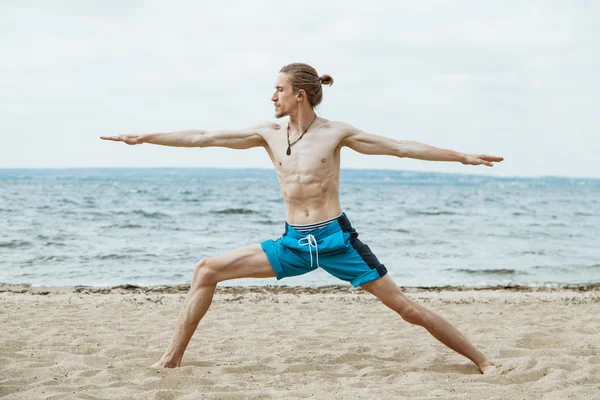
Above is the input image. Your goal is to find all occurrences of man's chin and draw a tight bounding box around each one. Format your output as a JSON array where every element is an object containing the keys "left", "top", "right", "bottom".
[{"left": 274, "top": 111, "right": 285, "bottom": 119}]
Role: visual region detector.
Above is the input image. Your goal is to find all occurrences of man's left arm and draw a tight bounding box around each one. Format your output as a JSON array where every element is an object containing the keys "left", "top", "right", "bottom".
[{"left": 340, "top": 124, "right": 504, "bottom": 167}]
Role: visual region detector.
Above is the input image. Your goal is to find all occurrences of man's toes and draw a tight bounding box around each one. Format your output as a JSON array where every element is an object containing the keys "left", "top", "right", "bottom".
[{"left": 480, "top": 364, "right": 496, "bottom": 375}]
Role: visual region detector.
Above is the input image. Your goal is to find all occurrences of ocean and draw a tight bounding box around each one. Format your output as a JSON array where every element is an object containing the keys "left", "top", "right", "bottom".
[{"left": 1, "top": 168, "right": 599, "bottom": 288}]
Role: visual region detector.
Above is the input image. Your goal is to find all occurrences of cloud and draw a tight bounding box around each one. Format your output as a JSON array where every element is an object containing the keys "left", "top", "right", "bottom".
[{"left": 0, "top": 1, "right": 598, "bottom": 177}]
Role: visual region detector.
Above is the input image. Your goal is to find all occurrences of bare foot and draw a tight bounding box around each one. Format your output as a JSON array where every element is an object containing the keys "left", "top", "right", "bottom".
[
  {"left": 479, "top": 361, "right": 496, "bottom": 375},
  {"left": 150, "top": 359, "right": 180, "bottom": 368}
]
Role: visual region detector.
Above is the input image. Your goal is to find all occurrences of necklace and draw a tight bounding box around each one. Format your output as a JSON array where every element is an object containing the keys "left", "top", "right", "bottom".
[{"left": 286, "top": 115, "right": 317, "bottom": 156}]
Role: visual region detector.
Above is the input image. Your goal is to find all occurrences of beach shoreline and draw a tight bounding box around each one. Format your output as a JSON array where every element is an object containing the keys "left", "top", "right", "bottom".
[
  {"left": 2, "top": 285, "right": 599, "bottom": 399},
  {"left": 3, "top": 282, "right": 600, "bottom": 295}
]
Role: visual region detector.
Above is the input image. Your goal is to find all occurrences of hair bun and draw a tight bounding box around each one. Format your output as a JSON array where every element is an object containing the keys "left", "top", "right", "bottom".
[{"left": 319, "top": 74, "right": 334, "bottom": 86}]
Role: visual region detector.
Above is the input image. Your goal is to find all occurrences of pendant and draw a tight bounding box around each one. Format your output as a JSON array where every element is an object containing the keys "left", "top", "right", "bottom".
[{"left": 286, "top": 146, "right": 291, "bottom": 156}]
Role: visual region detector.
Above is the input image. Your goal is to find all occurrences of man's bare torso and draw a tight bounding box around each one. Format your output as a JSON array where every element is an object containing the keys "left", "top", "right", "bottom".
[{"left": 260, "top": 118, "right": 346, "bottom": 225}]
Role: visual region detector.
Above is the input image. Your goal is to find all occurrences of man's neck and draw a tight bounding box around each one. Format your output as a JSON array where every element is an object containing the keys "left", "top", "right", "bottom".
[{"left": 288, "top": 108, "right": 317, "bottom": 135}]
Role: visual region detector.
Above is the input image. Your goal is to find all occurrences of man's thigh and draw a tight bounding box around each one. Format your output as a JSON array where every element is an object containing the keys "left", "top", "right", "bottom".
[{"left": 206, "top": 244, "right": 276, "bottom": 282}]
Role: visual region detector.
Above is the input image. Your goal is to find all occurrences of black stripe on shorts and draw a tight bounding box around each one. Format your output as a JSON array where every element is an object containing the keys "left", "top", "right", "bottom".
[{"left": 337, "top": 214, "right": 388, "bottom": 278}]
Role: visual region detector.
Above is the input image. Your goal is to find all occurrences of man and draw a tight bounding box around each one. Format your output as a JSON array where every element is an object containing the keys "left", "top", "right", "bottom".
[{"left": 101, "top": 63, "right": 502, "bottom": 374}]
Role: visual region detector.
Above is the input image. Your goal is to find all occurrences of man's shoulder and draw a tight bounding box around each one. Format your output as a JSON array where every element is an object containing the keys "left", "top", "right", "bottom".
[
  {"left": 244, "top": 122, "right": 281, "bottom": 142},
  {"left": 316, "top": 120, "right": 353, "bottom": 134},
  {"left": 323, "top": 121, "right": 360, "bottom": 139},
  {"left": 250, "top": 121, "right": 281, "bottom": 132}
]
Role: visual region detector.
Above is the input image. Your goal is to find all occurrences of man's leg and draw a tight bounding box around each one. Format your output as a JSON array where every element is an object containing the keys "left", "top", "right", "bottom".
[
  {"left": 152, "top": 244, "right": 275, "bottom": 368},
  {"left": 361, "top": 275, "right": 496, "bottom": 374}
]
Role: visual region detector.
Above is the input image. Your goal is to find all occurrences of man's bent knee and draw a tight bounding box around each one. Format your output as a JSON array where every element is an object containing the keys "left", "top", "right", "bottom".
[
  {"left": 399, "top": 305, "right": 428, "bottom": 328},
  {"left": 362, "top": 275, "right": 431, "bottom": 328},
  {"left": 193, "top": 258, "right": 220, "bottom": 287}
]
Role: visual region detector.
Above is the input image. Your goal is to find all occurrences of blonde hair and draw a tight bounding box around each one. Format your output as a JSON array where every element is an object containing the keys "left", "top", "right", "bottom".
[{"left": 279, "top": 63, "right": 334, "bottom": 107}]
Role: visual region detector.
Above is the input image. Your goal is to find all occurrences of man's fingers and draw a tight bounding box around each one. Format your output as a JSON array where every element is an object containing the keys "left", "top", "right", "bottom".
[
  {"left": 100, "top": 136, "right": 121, "bottom": 141},
  {"left": 463, "top": 154, "right": 502, "bottom": 167},
  {"left": 473, "top": 158, "right": 493, "bottom": 167},
  {"left": 100, "top": 135, "right": 137, "bottom": 143},
  {"left": 465, "top": 156, "right": 496, "bottom": 167},
  {"left": 482, "top": 155, "right": 504, "bottom": 162}
]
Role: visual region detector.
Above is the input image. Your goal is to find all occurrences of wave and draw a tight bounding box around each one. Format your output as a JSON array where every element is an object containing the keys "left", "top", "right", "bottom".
[
  {"left": 90, "top": 210, "right": 170, "bottom": 219},
  {"left": 131, "top": 210, "right": 171, "bottom": 219},
  {"left": 105, "top": 223, "right": 144, "bottom": 229},
  {"left": 408, "top": 210, "right": 457, "bottom": 216},
  {"left": 257, "top": 219, "right": 279, "bottom": 225},
  {"left": 20, "top": 255, "right": 69, "bottom": 265},
  {"left": 213, "top": 208, "right": 255, "bottom": 215},
  {"left": 453, "top": 268, "right": 527, "bottom": 276},
  {"left": 59, "top": 198, "right": 79, "bottom": 205},
  {"left": 515, "top": 250, "right": 547, "bottom": 256},
  {"left": 532, "top": 264, "right": 600, "bottom": 271},
  {"left": 0, "top": 240, "right": 32, "bottom": 249},
  {"left": 392, "top": 228, "right": 411, "bottom": 234},
  {"left": 43, "top": 241, "right": 66, "bottom": 247},
  {"left": 98, "top": 254, "right": 131, "bottom": 260}
]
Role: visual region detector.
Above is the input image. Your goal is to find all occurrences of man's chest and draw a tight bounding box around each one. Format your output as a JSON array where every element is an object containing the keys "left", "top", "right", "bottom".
[{"left": 267, "top": 133, "right": 341, "bottom": 172}]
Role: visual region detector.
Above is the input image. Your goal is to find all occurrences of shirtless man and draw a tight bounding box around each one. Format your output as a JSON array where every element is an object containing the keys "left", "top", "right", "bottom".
[{"left": 101, "top": 63, "right": 502, "bottom": 374}]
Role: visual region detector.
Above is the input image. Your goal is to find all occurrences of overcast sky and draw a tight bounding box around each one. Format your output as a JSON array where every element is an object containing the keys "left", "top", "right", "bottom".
[{"left": 1, "top": 1, "right": 598, "bottom": 178}]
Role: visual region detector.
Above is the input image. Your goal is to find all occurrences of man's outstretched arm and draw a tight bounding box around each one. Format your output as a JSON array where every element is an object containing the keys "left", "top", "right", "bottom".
[
  {"left": 340, "top": 124, "right": 503, "bottom": 167},
  {"left": 100, "top": 122, "right": 277, "bottom": 150}
]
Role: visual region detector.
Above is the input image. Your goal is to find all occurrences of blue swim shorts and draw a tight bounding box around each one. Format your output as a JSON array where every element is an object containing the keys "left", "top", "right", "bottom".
[{"left": 260, "top": 212, "right": 387, "bottom": 287}]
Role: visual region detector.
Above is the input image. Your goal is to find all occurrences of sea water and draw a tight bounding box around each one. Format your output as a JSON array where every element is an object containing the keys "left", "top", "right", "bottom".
[{"left": 1, "top": 168, "right": 598, "bottom": 288}]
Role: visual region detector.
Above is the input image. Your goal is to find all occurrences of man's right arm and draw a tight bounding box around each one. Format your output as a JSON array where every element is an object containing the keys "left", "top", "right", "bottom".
[{"left": 100, "top": 122, "right": 276, "bottom": 149}]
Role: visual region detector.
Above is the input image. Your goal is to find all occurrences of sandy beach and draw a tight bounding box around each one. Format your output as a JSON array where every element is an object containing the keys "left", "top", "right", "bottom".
[{"left": 1, "top": 284, "right": 599, "bottom": 399}]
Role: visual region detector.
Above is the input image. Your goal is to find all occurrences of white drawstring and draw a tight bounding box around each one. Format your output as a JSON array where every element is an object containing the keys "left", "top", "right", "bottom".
[{"left": 298, "top": 234, "right": 320, "bottom": 269}]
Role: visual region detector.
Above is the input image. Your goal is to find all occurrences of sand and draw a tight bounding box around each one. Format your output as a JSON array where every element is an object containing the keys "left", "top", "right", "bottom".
[{"left": 1, "top": 284, "right": 599, "bottom": 399}]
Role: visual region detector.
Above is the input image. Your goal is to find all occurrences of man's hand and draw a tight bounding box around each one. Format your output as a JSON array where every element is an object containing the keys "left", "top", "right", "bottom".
[
  {"left": 461, "top": 154, "right": 504, "bottom": 167},
  {"left": 100, "top": 135, "right": 145, "bottom": 145}
]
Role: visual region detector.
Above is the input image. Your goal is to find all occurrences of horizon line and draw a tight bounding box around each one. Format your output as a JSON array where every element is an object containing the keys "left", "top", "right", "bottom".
[{"left": 0, "top": 166, "right": 598, "bottom": 181}]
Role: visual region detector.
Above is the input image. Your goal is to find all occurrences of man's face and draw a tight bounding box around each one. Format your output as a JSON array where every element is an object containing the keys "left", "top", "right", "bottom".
[{"left": 271, "top": 73, "right": 300, "bottom": 119}]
